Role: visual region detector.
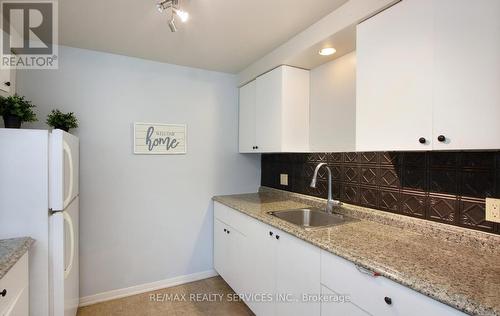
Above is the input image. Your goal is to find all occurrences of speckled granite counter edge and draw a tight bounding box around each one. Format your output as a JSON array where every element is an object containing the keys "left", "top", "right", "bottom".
[
  {"left": 0, "top": 237, "right": 35, "bottom": 280},
  {"left": 213, "top": 190, "right": 499, "bottom": 316}
]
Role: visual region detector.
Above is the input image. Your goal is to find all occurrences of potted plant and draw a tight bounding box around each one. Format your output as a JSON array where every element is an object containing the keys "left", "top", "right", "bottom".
[
  {"left": 0, "top": 94, "right": 37, "bottom": 128},
  {"left": 46, "top": 109, "right": 79, "bottom": 132}
]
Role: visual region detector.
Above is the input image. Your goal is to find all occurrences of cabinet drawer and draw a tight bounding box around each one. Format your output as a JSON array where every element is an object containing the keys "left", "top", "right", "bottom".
[
  {"left": 214, "top": 201, "right": 253, "bottom": 236},
  {"left": 0, "top": 253, "right": 29, "bottom": 315},
  {"left": 321, "top": 251, "right": 464, "bottom": 316}
]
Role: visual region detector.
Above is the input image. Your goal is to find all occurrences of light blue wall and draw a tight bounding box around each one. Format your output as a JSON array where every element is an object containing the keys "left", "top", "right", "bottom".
[{"left": 17, "top": 46, "right": 261, "bottom": 297}]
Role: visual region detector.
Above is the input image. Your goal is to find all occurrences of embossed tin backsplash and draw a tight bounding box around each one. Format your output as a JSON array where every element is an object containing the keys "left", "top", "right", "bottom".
[{"left": 261, "top": 152, "right": 500, "bottom": 234}]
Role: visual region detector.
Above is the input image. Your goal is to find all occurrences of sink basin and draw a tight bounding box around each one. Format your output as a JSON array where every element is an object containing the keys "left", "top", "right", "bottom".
[{"left": 267, "top": 208, "right": 349, "bottom": 229}]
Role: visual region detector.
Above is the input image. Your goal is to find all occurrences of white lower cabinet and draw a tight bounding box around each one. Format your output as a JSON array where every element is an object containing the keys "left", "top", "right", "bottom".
[
  {"left": 0, "top": 253, "right": 29, "bottom": 316},
  {"left": 214, "top": 202, "right": 320, "bottom": 316},
  {"left": 214, "top": 202, "right": 465, "bottom": 316}
]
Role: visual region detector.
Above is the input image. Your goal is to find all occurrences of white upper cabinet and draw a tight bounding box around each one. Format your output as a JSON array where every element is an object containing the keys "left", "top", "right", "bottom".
[
  {"left": 239, "top": 65, "right": 310, "bottom": 153},
  {"left": 432, "top": 0, "right": 500, "bottom": 150},
  {"left": 238, "top": 80, "right": 257, "bottom": 153},
  {"left": 356, "top": 0, "right": 500, "bottom": 151},
  {"left": 356, "top": 0, "right": 434, "bottom": 151}
]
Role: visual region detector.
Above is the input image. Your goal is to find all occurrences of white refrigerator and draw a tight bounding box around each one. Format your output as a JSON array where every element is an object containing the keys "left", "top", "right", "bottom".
[{"left": 0, "top": 129, "right": 79, "bottom": 316}]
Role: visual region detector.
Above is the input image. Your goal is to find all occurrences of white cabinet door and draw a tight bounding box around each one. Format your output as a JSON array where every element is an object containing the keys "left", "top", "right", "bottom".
[
  {"left": 256, "top": 67, "right": 284, "bottom": 152},
  {"left": 280, "top": 66, "right": 310, "bottom": 152},
  {"left": 214, "top": 216, "right": 253, "bottom": 308},
  {"left": 245, "top": 219, "right": 276, "bottom": 316},
  {"left": 433, "top": 0, "right": 500, "bottom": 150},
  {"left": 239, "top": 80, "right": 257, "bottom": 153},
  {"left": 356, "top": 0, "right": 434, "bottom": 151},
  {"left": 275, "top": 230, "right": 320, "bottom": 316},
  {"left": 225, "top": 226, "right": 248, "bottom": 296},
  {"left": 213, "top": 219, "right": 229, "bottom": 281}
]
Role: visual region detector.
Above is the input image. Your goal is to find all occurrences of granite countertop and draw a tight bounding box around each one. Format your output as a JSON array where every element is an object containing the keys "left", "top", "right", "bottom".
[
  {"left": 213, "top": 189, "right": 500, "bottom": 316},
  {"left": 0, "top": 237, "right": 34, "bottom": 280}
]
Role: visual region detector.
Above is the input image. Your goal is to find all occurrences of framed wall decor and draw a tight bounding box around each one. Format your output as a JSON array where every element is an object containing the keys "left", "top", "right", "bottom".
[{"left": 134, "top": 122, "right": 187, "bottom": 154}]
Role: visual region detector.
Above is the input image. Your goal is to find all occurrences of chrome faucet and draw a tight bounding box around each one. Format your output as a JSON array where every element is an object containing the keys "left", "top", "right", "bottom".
[{"left": 310, "top": 162, "right": 342, "bottom": 214}]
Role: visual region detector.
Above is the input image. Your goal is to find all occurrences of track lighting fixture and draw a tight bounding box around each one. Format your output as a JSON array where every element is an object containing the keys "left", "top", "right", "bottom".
[{"left": 157, "top": 0, "right": 189, "bottom": 32}]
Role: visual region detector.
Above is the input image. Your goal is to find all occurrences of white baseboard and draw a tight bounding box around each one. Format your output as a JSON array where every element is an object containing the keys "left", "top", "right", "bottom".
[{"left": 79, "top": 269, "right": 218, "bottom": 307}]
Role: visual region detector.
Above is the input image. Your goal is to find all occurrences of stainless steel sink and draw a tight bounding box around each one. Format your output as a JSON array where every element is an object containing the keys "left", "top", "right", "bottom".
[{"left": 267, "top": 208, "right": 350, "bottom": 229}]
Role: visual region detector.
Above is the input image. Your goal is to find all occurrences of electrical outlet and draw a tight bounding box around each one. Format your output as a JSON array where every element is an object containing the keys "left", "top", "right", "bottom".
[
  {"left": 486, "top": 198, "right": 500, "bottom": 223},
  {"left": 280, "top": 174, "right": 288, "bottom": 186}
]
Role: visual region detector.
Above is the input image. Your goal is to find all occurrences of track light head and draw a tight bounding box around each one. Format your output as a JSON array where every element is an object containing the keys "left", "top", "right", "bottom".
[{"left": 168, "top": 18, "right": 177, "bottom": 32}]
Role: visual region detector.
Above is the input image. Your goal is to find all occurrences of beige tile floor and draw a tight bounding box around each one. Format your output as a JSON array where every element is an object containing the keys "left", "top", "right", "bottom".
[{"left": 77, "top": 276, "right": 254, "bottom": 316}]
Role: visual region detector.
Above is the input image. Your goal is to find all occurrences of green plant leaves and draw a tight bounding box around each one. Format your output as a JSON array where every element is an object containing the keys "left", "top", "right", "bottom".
[
  {"left": 46, "top": 109, "right": 79, "bottom": 130},
  {"left": 0, "top": 94, "right": 38, "bottom": 122}
]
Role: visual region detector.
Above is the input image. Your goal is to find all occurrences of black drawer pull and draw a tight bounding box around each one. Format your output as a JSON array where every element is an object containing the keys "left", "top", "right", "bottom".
[
  {"left": 269, "top": 231, "right": 273, "bottom": 236},
  {"left": 419, "top": 137, "right": 426, "bottom": 144},
  {"left": 4, "top": 82, "right": 10, "bottom": 87},
  {"left": 437, "top": 135, "right": 446, "bottom": 142},
  {"left": 0, "top": 289, "right": 6, "bottom": 297},
  {"left": 384, "top": 296, "right": 392, "bottom": 305},
  {"left": 275, "top": 235, "right": 280, "bottom": 240}
]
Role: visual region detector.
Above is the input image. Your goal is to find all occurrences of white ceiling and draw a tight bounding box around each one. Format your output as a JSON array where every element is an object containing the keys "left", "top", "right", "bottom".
[{"left": 59, "top": 0, "right": 349, "bottom": 73}]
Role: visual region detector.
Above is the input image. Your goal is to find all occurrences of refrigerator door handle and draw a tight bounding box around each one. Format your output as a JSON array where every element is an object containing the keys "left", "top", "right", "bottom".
[
  {"left": 63, "top": 211, "right": 75, "bottom": 279},
  {"left": 63, "top": 141, "right": 74, "bottom": 208}
]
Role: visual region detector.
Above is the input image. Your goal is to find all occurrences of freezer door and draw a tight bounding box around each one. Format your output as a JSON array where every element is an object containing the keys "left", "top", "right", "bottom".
[
  {"left": 50, "top": 197, "right": 79, "bottom": 316},
  {"left": 49, "top": 130, "right": 79, "bottom": 211}
]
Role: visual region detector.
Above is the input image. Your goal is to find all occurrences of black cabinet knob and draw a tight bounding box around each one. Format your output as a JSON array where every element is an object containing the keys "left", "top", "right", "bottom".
[
  {"left": 0, "top": 289, "right": 6, "bottom": 297},
  {"left": 437, "top": 135, "right": 446, "bottom": 142},
  {"left": 223, "top": 228, "right": 227, "bottom": 233},
  {"left": 384, "top": 296, "right": 392, "bottom": 305},
  {"left": 4, "top": 82, "right": 10, "bottom": 87},
  {"left": 255, "top": 146, "right": 259, "bottom": 149},
  {"left": 227, "top": 230, "right": 230, "bottom": 234},
  {"left": 275, "top": 235, "right": 280, "bottom": 240},
  {"left": 252, "top": 146, "right": 256, "bottom": 149},
  {"left": 419, "top": 137, "right": 426, "bottom": 144},
  {"left": 269, "top": 231, "right": 273, "bottom": 236}
]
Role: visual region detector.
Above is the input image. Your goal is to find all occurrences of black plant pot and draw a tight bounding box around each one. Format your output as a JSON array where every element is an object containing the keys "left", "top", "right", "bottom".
[
  {"left": 3, "top": 114, "right": 22, "bottom": 128},
  {"left": 53, "top": 126, "right": 70, "bottom": 132}
]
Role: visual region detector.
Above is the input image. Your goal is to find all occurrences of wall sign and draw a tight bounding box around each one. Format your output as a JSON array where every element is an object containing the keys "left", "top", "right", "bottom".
[{"left": 134, "top": 122, "right": 187, "bottom": 154}]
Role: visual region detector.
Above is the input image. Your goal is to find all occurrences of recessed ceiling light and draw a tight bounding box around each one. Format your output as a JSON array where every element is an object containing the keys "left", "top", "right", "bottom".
[{"left": 319, "top": 48, "right": 336, "bottom": 56}]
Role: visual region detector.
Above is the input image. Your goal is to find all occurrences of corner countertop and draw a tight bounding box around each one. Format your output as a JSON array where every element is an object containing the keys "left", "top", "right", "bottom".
[
  {"left": 0, "top": 237, "right": 34, "bottom": 280},
  {"left": 213, "top": 189, "right": 500, "bottom": 316}
]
